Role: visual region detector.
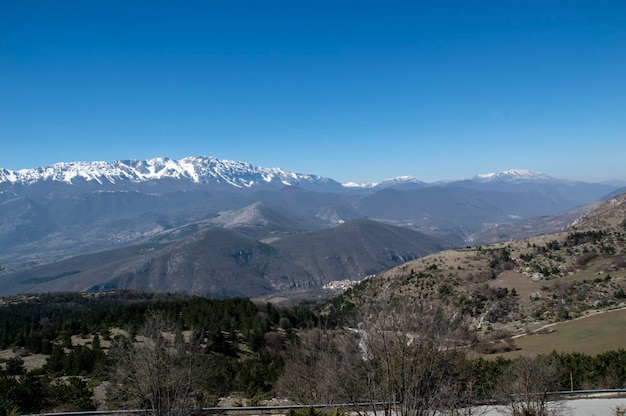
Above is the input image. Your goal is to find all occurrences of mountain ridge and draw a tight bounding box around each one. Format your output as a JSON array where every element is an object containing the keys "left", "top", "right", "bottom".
[
  {"left": 0, "top": 219, "right": 451, "bottom": 299},
  {"left": 0, "top": 156, "right": 342, "bottom": 190},
  {"left": 0, "top": 156, "right": 619, "bottom": 282},
  {"left": 471, "top": 169, "right": 554, "bottom": 183},
  {"left": 0, "top": 156, "right": 610, "bottom": 190}
]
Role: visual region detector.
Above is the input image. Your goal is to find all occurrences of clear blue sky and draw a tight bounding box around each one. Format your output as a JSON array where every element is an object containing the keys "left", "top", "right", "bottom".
[{"left": 1, "top": 1, "right": 625, "bottom": 184}]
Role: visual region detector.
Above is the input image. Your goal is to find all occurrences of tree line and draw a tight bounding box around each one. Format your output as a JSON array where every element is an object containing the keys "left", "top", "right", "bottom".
[{"left": 2, "top": 292, "right": 626, "bottom": 415}]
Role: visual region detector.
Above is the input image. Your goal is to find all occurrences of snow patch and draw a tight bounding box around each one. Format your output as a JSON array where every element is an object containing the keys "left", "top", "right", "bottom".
[{"left": 0, "top": 156, "right": 333, "bottom": 189}]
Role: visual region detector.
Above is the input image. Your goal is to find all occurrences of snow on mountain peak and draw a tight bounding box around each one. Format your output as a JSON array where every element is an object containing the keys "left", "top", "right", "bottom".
[
  {"left": 0, "top": 156, "right": 337, "bottom": 189},
  {"left": 379, "top": 176, "right": 423, "bottom": 186},
  {"left": 343, "top": 181, "right": 379, "bottom": 188},
  {"left": 0, "top": 159, "right": 561, "bottom": 190},
  {"left": 472, "top": 169, "right": 552, "bottom": 183},
  {"left": 342, "top": 176, "right": 424, "bottom": 189}
]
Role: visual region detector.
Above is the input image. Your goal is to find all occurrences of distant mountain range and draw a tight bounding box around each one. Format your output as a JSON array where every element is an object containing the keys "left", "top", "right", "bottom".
[
  {"left": 0, "top": 217, "right": 450, "bottom": 299},
  {"left": 0, "top": 157, "right": 607, "bottom": 190},
  {"left": 0, "top": 156, "right": 621, "bottom": 299},
  {"left": 0, "top": 156, "right": 342, "bottom": 190}
]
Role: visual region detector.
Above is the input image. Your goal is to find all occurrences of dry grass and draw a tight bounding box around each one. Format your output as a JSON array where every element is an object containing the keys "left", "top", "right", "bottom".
[
  {"left": 336, "top": 223, "right": 626, "bottom": 365},
  {"left": 490, "top": 308, "right": 626, "bottom": 358},
  {"left": 0, "top": 349, "right": 48, "bottom": 371}
]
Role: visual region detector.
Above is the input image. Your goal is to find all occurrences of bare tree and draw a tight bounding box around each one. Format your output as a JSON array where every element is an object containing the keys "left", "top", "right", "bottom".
[
  {"left": 495, "top": 354, "right": 565, "bottom": 416},
  {"left": 278, "top": 295, "right": 478, "bottom": 416},
  {"left": 356, "top": 295, "right": 478, "bottom": 416},
  {"left": 107, "top": 312, "right": 202, "bottom": 416},
  {"left": 276, "top": 327, "right": 363, "bottom": 405}
]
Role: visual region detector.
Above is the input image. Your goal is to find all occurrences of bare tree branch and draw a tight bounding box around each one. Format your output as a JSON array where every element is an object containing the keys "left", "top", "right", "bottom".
[
  {"left": 279, "top": 295, "right": 479, "bottom": 416},
  {"left": 107, "top": 311, "right": 202, "bottom": 416},
  {"left": 357, "top": 296, "right": 478, "bottom": 416},
  {"left": 495, "top": 354, "right": 566, "bottom": 416}
]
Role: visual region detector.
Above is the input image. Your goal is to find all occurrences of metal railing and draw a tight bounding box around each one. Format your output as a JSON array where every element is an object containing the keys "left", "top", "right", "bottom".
[
  {"left": 22, "top": 391, "right": 626, "bottom": 416},
  {"left": 24, "top": 402, "right": 389, "bottom": 416}
]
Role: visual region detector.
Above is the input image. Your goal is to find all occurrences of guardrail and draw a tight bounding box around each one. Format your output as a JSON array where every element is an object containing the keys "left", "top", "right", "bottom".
[
  {"left": 23, "top": 391, "right": 626, "bottom": 416},
  {"left": 549, "top": 388, "right": 626, "bottom": 397},
  {"left": 474, "top": 388, "right": 626, "bottom": 405},
  {"left": 24, "top": 402, "right": 388, "bottom": 416}
]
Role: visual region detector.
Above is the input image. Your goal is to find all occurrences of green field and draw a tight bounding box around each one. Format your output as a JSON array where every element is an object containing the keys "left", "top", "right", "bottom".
[{"left": 497, "top": 308, "right": 626, "bottom": 358}]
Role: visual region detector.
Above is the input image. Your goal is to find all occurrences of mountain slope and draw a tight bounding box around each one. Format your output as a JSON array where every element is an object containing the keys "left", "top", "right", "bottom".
[
  {"left": 470, "top": 203, "right": 601, "bottom": 245},
  {"left": 350, "top": 183, "right": 610, "bottom": 245},
  {"left": 0, "top": 219, "right": 450, "bottom": 298},
  {"left": 208, "top": 201, "right": 327, "bottom": 240},
  {"left": 0, "top": 157, "right": 618, "bottom": 276},
  {"left": 570, "top": 194, "right": 626, "bottom": 231},
  {"left": 269, "top": 219, "right": 452, "bottom": 286},
  {"left": 326, "top": 192, "right": 626, "bottom": 339},
  {"left": 0, "top": 228, "right": 279, "bottom": 298}
]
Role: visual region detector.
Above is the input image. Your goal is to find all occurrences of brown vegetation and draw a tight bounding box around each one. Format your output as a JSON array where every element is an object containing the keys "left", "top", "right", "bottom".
[{"left": 326, "top": 194, "right": 626, "bottom": 355}]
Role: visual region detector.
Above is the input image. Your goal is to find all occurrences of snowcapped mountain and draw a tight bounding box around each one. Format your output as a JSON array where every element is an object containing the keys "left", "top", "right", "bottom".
[
  {"left": 0, "top": 157, "right": 618, "bottom": 280},
  {"left": 345, "top": 170, "right": 560, "bottom": 189},
  {"left": 0, "top": 156, "right": 342, "bottom": 190},
  {"left": 343, "top": 176, "right": 426, "bottom": 190},
  {"left": 0, "top": 157, "right": 570, "bottom": 191},
  {"left": 342, "top": 181, "right": 378, "bottom": 189},
  {"left": 471, "top": 169, "right": 554, "bottom": 183},
  {"left": 378, "top": 176, "right": 426, "bottom": 187}
]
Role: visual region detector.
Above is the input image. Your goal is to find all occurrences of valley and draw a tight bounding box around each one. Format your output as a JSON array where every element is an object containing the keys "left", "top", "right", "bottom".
[
  {"left": 2, "top": 158, "right": 626, "bottom": 414},
  {"left": 0, "top": 157, "right": 620, "bottom": 299}
]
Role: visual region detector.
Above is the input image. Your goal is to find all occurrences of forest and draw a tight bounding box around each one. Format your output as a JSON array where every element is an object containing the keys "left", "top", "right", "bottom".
[{"left": 1, "top": 291, "right": 625, "bottom": 416}]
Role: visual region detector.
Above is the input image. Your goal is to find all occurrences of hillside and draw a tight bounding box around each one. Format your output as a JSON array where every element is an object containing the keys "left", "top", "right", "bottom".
[
  {"left": 270, "top": 219, "right": 451, "bottom": 286},
  {"left": 325, "top": 192, "right": 626, "bottom": 352},
  {"left": 207, "top": 201, "right": 328, "bottom": 241},
  {"left": 470, "top": 203, "right": 599, "bottom": 245},
  {"left": 0, "top": 158, "right": 616, "bottom": 274},
  {"left": 0, "top": 219, "right": 449, "bottom": 299},
  {"left": 347, "top": 183, "right": 613, "bottom": 245}
]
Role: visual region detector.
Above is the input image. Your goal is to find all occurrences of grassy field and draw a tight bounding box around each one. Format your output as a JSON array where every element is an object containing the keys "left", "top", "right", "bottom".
[{"left": 495, "top": 308, "right": 626, "bottom": 358}]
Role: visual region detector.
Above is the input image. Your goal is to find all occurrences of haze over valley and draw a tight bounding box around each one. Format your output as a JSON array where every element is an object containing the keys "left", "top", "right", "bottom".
[
  {"left": 0, "top": 156, "right": 622, "bottom": 301},
  {"left": 3, "top": 2, "right": 626, "bottom": 413}
]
